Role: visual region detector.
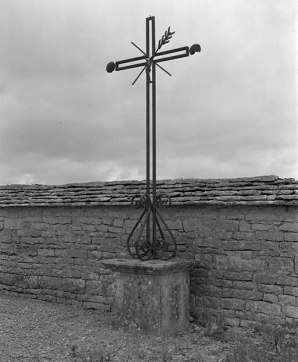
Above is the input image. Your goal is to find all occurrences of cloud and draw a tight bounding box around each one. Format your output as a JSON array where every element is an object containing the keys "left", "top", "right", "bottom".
[{"left": 0, "top": 0, "right": 297, "bottom": 185}]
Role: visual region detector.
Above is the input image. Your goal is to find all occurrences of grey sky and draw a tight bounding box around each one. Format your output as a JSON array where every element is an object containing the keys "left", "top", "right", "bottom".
[{"left": 0, "top": 0, "right": 297, "bottom": 185}]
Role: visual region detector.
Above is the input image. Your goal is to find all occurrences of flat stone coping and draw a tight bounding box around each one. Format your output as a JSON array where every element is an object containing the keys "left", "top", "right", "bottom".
[
  {"left": 101, "top": 258, "right": 198, "bottom": 275},
  {"left": 1, "top": 176, "right": 298, "bottom": 207}
]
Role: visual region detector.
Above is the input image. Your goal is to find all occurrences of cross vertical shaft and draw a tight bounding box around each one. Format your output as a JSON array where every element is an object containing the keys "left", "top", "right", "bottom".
[
  {"left": 145, "top": 17, "right": 151, "bottom": 255},
  {"left": 149, "top": 16, "right": 157, "bottom": 259}
]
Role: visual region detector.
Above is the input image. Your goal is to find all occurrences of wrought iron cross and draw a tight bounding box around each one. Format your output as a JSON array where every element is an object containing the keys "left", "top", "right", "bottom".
[{"left": 106, "top": 16, "right": 201, "bottom": 260}]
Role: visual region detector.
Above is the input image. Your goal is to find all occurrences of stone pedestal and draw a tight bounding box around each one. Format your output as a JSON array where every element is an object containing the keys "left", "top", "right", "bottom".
[{"left": 101, "top": 258, "right": 197, "bottom": 336}]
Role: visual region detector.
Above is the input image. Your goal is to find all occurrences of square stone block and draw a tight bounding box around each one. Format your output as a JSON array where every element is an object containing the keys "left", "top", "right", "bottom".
[{"left": 101, "top": 258, "right": 197, "bottom": 336}]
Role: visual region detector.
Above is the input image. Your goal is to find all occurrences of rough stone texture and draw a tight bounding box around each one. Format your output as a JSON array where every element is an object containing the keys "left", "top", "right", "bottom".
[
  {"left": 0, "top": 207, "right": 117, "bottom": 311},
  {"left": 0, "top": 176, "right": 298, "bottom": 329},
  {"left": 101, "top": 259, "right": 195, "bottom": 335},
  {"left": 0, "top": 175, "right": 297, "bottom": 207},
  {"left": 101, "top": 258, "right": 197, "bottom": 274}
]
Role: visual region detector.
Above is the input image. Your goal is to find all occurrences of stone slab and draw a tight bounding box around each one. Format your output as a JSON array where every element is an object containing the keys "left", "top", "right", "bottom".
[{"left": 101, "top": 258, "right": 198, "bottom": 275}]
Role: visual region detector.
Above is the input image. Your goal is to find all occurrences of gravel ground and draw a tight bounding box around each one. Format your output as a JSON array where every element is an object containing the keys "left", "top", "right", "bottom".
[{"left": 0, "top": 293, "right": 234, "bottom": 362}]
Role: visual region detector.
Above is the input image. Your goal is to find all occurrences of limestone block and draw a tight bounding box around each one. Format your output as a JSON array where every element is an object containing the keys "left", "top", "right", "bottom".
[
  {"left": 4, "top": 218, "right": 23, "bottom": 230},
  {"left": 61, "top": 278, "right": 85, "bottom": 293},
  {"left": 87, "top": 250, "right": 102, "bottom": 260},
  {"left": 222, "top": 288, "right": 262, "bottom": 301},
  {"left": 204, "top": 296, "right": 221, "bottom": 309},
  {"left": 107, "top": 211, "right": 128, "bottom": 219},
  {"left": 28, "top": 276, "right": 39, "bottom": 288},
  {"left": 254, "top": 274, "right": 278, "bottom": 285},
  {"left": 248, "top": 301, "right": 281, "bottom": 316},
  {"left": 166, "top": 220, "right": 183, "bottom": 230},
  {"left": 113, "top": 219, "right": 124, "bottom": 228},
  {"left": 101, "top": 258, "right": 197, "bottom": 336},
  {"left": 279, "top": 223, "right": 298, "bottom": 232},
  {"left": 0, "top": 244, "right": 14, "bottom": 255},
  {"left": 69, "top": 249, "right": 87, "bottom": 259},
  {"left": 217, "top": 220, "right": 239, "bottom": 232},
  {"left": 246, "top": 213, "right": 279, "bottom": 221},
  {"left": 14, "top": 275, "right": 29, "bottom": 289},
  {"left": 221, "top": 317, "right": 240, "bottom": 327},
  {"left": 257, "top": 284, "right": 283, "bottom": 294},
  {"left": 277, "top": 276, "right": 297, "bottom": 286},
  {"left": 0, "top": 272, "right": 15, "bottom": 285},
  {"left": 42, "top": 217, "right": 59, "bottom": 224},
  {"left": 38, "top": 248, "right": 55, "bottom": 257},
  {"left": 83, "top": 302, "right": 110, "bottom": 311},
  {"left": 239, "top": 220, "right": 251, "bottom": 231},
  {"left": 32, "top": 223, "right": 50, "bottom": 231},
  {"left": 91, "top": 296, "right": 110, "bottom": 306},
  {"left": 40, "top": 276, "right": 61, "bottom": 290},
  {"left": 76, "top": 217, "right": 101, "bottom": 225},
  {"left": 279, "top": 295, "right": 296, "bottom": 306},
  {"left": 81, "top": 225, "right": 96, "bottom": 232},
  {"left": 285, "top": 233, "right": 298, "bottom": 242},
  {"left": 107, "top": 226, "right": 122, "bottom": 234},
  {"left": 85, "top": 280, "right": 104, "bottom": 295},
  {"left": 183, "top": 219, "right": 199, "bottom": 232},
  {"left": 101, "top": 252, "right": 115, "bottom": 259},
  {"left": 102, "top": 218, "right": 113, "bottom": 226},
  {"left": 263, "top": 294, "right": 278, "bottom": 303},
  {"left": 286, "top": 306, "right": 298, "bottom": 319},
  {"left": 252, "top": 224, "right": 272, "bottom": 231},
  {"left": 63, "top": 269, "right": 82, "bottom": 278}
]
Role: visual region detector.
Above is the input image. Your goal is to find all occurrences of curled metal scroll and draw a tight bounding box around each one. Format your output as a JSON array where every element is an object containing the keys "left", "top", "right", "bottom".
[
  {"left": 127, "top": 193, "right": 177, "bottom": 261},
  {"left": 131, "top": 194, "right": 150, "bottom": 209},
  {"left": 127, "top": 194, "right": 151, "bottom": 260},
  {"left": 156, "top": 193, "right": 171, "bottom": 208}
]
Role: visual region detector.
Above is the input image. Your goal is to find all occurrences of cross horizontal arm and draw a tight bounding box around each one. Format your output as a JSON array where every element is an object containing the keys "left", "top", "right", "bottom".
[
  {"left": 154, "top": 46, "right": 189, "bottom": 64},
  {"left": 116, "top": 55, "right": 147, "bottom": 71}
]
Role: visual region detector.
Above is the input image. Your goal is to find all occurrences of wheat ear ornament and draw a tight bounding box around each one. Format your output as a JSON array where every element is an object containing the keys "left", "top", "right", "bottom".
[{"left": 156, "top": 27, "right": 175, "bottom": 53}]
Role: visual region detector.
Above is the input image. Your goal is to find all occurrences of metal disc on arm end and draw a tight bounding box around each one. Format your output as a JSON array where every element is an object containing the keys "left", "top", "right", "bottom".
[
  {"left": 106, "top": 62, "right": 116, "bottom": 73},
  {"left": 189, "top": 44, "right": 201, "bottom": 55}
]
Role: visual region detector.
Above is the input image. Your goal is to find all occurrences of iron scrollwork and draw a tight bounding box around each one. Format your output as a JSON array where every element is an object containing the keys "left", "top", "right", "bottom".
[
  {"left": 127, "top": 192, "right": 177, "bottom": 261},
  {"left": 156, "top": 193, "right": 171, "bottom": 208}
]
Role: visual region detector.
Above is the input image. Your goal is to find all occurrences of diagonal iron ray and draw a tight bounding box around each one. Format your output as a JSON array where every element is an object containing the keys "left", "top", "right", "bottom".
[
  {"left": 132, "top": 65, "right": 146, "bottom": 85},
  {"left": 156, "top": 63, "right": 171, "bottom": 76},
  {"left": 131, "top": 42, "right": 146, "bottom": 55}
]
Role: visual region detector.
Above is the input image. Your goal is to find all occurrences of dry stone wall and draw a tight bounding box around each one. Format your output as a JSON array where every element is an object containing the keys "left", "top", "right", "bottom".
[
  {"left": 0, "top": 203, "right": 297, "bottom": 328},
  {"left": 0, "top": 176, "right": 298, "bottom": 329},
  {"left": 0, "top": 206, "right": 131, "bottom": 311},
  {"left": 185, "top": 205, "right": 298, "bottom": 328}
]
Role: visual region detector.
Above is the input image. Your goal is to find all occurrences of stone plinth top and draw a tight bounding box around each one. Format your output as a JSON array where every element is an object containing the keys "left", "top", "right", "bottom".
[{"left": 101, "top": 258, "right": 198, "bottom": 275}]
